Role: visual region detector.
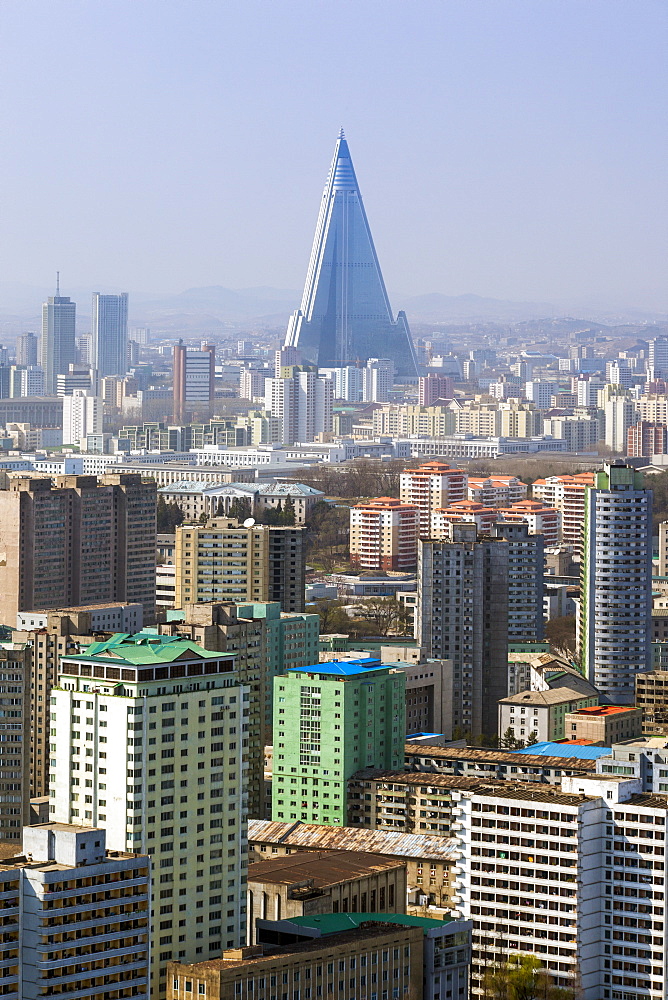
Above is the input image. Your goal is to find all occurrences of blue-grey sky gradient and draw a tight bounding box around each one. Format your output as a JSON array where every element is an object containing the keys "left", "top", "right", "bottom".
[{"left": 0, "top": 0, "right": 666, "bottom": 310}]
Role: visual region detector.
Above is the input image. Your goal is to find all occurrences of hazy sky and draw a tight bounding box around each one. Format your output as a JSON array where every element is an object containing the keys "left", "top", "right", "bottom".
[{"left": 0, "top": 0, "right": 666, "bottom": 310}]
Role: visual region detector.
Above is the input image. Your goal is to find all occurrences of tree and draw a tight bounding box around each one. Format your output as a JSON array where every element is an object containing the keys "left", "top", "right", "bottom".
[
  {"left": 545, "top": 615, "right": 577, "bottom": 657},
  {"left": 482, "top": 955, "right": 577, "bottom": 1000},
  {"left": 525, "top": 730, "right": 539, "bottom": 746},
  {"left": 157, "top": 496, "right": 184, "bottom": 533},
  {"left": 313, "top": 599, "right": 350, "bottom": 635},
  {"left": 280, "top": 495, "right": 296, "bottom": 526},
  {"left": 228, "top": 497, "right": 252, "bottom": 522},
  {"left": 499, "top": 727, "right": 522, "bottom": 750},
  {"left": 355, "top": 596, "right": 402, "bottom": 636}
]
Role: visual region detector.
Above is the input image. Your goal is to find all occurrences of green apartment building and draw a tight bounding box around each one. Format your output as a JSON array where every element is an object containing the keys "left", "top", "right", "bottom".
[{"left": 272, "top": 658, "right": 406, "bottom": 826}]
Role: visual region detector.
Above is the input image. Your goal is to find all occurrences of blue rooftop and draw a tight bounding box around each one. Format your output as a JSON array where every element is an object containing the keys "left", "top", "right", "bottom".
[
  {"left": 288, "top": 658, "right": 391, "bottom": 677},
  {"left": 512, "top": 741, "right": 612, "bottom": 760}
]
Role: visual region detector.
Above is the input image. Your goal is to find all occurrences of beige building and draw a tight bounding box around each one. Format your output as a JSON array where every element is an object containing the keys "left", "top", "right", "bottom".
[
  {"left": 248, "top": 818, "right": 458, "bottom": 912},
  {"left": 169, "top": 923, "right": 424, "bottom": 1000},
  {"left": 0, "top": 473, "right": 156, "bottom": 625},
  {"left": 498, "top": 686, "right": 598, "bottom": 743},
  {"left": 372, "top": 402, "right": 456, "bottom": 438},
  {"left": 247, "top": 850, "right": 406, "bottom": 939},
  {"left": 498, "top": 399, "right": 543, "bottom": 437},
  {"left": 564, "top": 704, "right": 644, "bottom": 743},
  {"left": 454, "top": 401, "right": 501, "bottom": 437},
  {"left": 349, "top": 497, "right": 419, "bottom": 572},
  {"left": 175, "top": 518, "right": 306, "bottom": 612}
]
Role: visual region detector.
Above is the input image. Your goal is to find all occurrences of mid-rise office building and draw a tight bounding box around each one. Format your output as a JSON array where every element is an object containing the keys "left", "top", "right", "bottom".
[
  {"left": 498, "top": 686, "right": 598, "bottom": 744},
  {"left": 174, "top": 518, "right": 306, "bottom": 613},
  {"left": 0, "top": 823, "right": 150, "bottom": 1000},
  {"left": 50, "top": 633, "right": 248, "bottom": 996},
  {"left": 272, "top": 660, "right": 406, "bottom": 826},
  {"left": 173, "top": 342, "right": 216, "bottom": 422},
  {"left": 0, "top": 473, "right": 157, "bottom": 625},
  {"left": 56, "top": 363, "right": 94, "bottom": 396},
  {"left": 41, "top": 286, "right": 76, "bottom": 395},
  {"left": 349, "top": 496, "right": 419, "bottom": 572},
  {"left": 578, "top": 463, "right": 652, "bottom": 703},
  {"left": 92, "top": 291, "right": 129, "bottom": 378},
  {"left": 400, "top": 461, "right": 467, "bottom": 536},
  {"left": 9, "top": 363, "right": 44, "bottom": 397}
]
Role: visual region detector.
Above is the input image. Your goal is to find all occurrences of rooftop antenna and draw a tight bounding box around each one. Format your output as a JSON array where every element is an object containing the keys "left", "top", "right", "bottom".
[
  {"left": 338, "top": 127, "right": 345, "bottom": 139},
  {"left": 56, "top": 271, "right": 60, "bottom": 296}
]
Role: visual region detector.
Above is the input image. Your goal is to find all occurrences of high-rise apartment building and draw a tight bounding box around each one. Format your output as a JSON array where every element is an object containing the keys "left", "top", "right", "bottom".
[
  {"left": 627, "top": 420, "right": 667, "bottom": 458},
  {"left": 524, "top": 380, "right": 557, "bottom": 409},
  {"left": 92, "top": 291, "right": 129, "bottom": 379},
  {"left": 239, "top": 367, "right": 268, "bottom": 400},
  {"left": 400, "top": 461, "right": 468, "bottom": 536},
  {"left": 50, "top": 633, "right": 248, "bottom": 996},
  {"left": 272, "top": 660, "right": 406, "bottom": 826},
  {"left": 648, "top": 336, "right": 668, "bottom": 380},
  {"left": 174, "top": 518, "right": 306, "bottom": 612},
  {"left": 416, "top": 523, "right": 513, "bottom": 738},
  {"left": 0, "top": 473, "right": 157, "bottom": 624},
  {"left": 264, "top": 369, "right": 333, "bottom": 444},
  {"left": 532, "top": 472, "right": 595, "bottom": 547},
  {"left": 41, "top": 289, "right": 76, "bottom": 395},
  {"left": 285, "top": 131, "right": 417, "bottom": 376},
  {"left": 602, "top": 387, "right": 635, "bottom": 452},
  {"left": 0, "top": 824, "right": 150, "bottom": 1000},
  {"left": 349, "top": 497, "right": 419, "bottom": 572},
  {"left": 16, "top": 331, "right": 38, "bottom": 367},
  {"left": 0, "top": 643, "right": 31, "bottom": 841},
  {"left": 491, "top": 520, "right": 545, "bottom": 643},
  {"left": 62, "top": 389, "right": 103, "bottom": 445},
  {"left": 578, "top": 463, "right": 652, "bottom": 704},
  {"left": 419, "top": 373, "right": 454, "bottom": 406},
  {"left": 173, "top": 342, "right": 215, "bottom": 422}
]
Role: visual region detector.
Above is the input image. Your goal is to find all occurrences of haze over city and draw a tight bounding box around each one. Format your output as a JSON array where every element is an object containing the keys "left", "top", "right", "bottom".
[{"left": 1, "top": 0, "right": 666, "bottom": 320}]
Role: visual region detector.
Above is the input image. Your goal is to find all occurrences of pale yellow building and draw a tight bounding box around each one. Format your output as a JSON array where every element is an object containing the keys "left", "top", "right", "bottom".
[{"left": 371, "top": 403, "right": 456, "bottom": 437}]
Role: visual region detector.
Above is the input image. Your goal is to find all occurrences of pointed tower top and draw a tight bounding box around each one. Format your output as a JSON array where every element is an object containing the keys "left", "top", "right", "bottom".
[{"left": 338, "top": 127, "right": 345, "bottom": 139}]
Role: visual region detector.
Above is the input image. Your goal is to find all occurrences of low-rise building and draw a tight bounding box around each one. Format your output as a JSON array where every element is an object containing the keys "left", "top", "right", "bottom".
[
  {"left": 403, "top": 741, "right": 598, "bottom": 784},
  {"left": 498, "top": 687, "right": 598, "bottom": 743},
  {"left": 248, "top": 818, "right": 459, "bottom": 912},
  {"left": 247, "top": 850, "right": 407, "bottom": 939},
  {"left": 564, "top": 704, "right": 644, "bottom": 743},
  {"left": 168, "top": 921, "right": 425, "bottom": 1000},
  {"left": 636, "top": 669, "right": 668, "bottom": 733}
]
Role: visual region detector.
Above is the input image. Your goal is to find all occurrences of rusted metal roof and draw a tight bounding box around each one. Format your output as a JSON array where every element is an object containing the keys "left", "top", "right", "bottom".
[
  {"left": 404, "top": 742, "right": 597, "bottom": 771},
  {"left": 248, "top": 849, "right": 404, "bottom": 887},
  {"left": 248, "top": 819, "right": 458, "bottom": 861}
]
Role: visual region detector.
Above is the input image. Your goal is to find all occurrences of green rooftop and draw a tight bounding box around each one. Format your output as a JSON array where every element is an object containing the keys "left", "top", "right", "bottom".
[
  {"left": 69, "top": 632, "right": 224, "bottom": 666},
  {"left": 286, "top": 913, "right": 452, "bottom": 935}
]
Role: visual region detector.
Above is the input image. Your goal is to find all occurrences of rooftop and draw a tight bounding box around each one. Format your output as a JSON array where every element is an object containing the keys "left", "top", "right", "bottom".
[
  {"left": 404, "top": 741, "right": 597, "bottom": 771},
  {"left": 248, "top": 820, "right": 458, "bottom": 862},
  {"left": 512, "top": 741, "right": 612, "bottom": 760},
  {"left": 286, "top": 912, "right": 451, "bottom": 935},
  {"left": 248, "top": 850, "right": 404, "bottom": 887},
  {"left": 66, "top": 632, "right": 224, "bottom": 666},
  {"left": 351, "top": 769, "right": 591, "bottom": 804},
  {"left": 287, "top": 658, "right": 393, "bottom": 678},
  {"left": 569, "top": 706, "right": 640, "bottom": 717},
  {"left": 498, "top": 687, "right": 594, "bottom": 707}
]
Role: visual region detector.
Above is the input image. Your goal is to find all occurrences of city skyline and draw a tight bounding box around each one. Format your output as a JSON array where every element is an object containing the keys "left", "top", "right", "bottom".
[{"left": 0, "top": 1, "right": 665, "bottom": 313}]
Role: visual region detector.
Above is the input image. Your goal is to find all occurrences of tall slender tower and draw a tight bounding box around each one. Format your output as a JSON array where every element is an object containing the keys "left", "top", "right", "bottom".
[
  {"left": 92, "top": 291, "right": 129, "bottom": 378},
  {"left": 285, "top": 131, "right": 418, "bottom": 377},
  {"left": 40, "top": 276, "right": 76, "bottom": 394},
  {"left": 578, "top": 462, "right": 652, "bottom": 704}
]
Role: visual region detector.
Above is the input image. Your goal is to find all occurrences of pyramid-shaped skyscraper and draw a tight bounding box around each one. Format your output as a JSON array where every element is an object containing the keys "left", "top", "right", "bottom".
[{"left": 285, "top": 131, "right": 418, "bottom": 376}]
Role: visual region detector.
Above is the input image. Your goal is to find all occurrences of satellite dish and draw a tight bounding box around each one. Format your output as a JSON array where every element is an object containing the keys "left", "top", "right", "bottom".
[{"left": 243, "top": 517, "right": 256, "bottom": 527}]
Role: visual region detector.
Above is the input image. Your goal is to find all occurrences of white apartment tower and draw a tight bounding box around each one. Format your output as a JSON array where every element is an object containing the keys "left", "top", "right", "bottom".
[
  {"left": 264, "top": 370, "right": 333, "bottom": 444},
  {"left": 400, "top": 461, "right": 468, "bottom": 536},
  {"left": 49, "top": 633, "right": 248, "bottom": 997},
  {"left": 62, "top": 389, "right": 103, "bottom": 445},
  {"left": 578, "top": 463, "right": 652, "bottom": 704}
]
